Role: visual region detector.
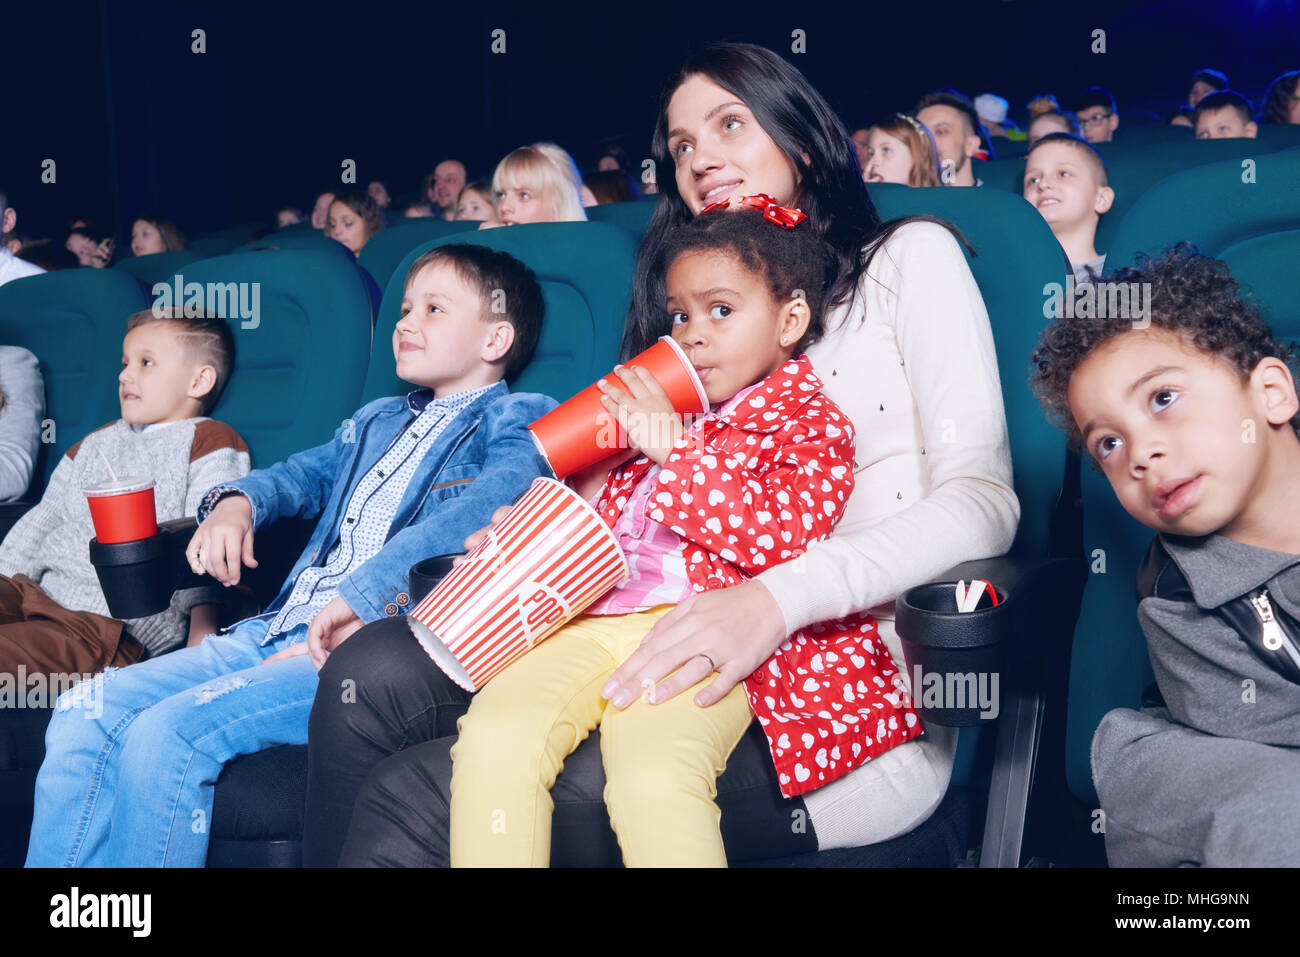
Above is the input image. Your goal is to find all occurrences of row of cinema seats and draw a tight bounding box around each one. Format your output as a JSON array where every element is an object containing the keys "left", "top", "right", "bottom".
[
  {"left": 987, "top": 119, "right": 1260, "bottom": 160},
  {"left": 104, "top": 202, "right": 660, "bottom": 322},
  {"left": 0, "top": 142, "right": 1297, "bottom": 867},
  {"left": 975, "top": 123, "right": 1300, "bottom": 253}
]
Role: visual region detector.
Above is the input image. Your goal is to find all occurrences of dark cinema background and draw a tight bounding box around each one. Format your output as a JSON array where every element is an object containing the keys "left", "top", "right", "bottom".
[{"left": 4, "top": 0, "right": 1297, "bottom": 239}]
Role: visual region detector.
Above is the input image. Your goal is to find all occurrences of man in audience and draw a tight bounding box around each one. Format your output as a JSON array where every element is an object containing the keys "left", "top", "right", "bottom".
[
  {"left": 0, "top": 188, "right": 45, "bottom": 287},
  {"left": 1076, "top": 87, "right": 1119, "bottom": 144},
  {"left": 431, "top": 159, "right": 468, "bottom": 220},
  {"left": 1022, "top": 133, "right": 1113, "bottom": 283},
  {"left": 916, "top": 89, "right": 985, "bottom": 186},
  {"left": 1189, "top": 68, "right": 1229, "bottom": 108},
  {"left": 1194, "top": 90, "right": 1258, "bottom": 139}
]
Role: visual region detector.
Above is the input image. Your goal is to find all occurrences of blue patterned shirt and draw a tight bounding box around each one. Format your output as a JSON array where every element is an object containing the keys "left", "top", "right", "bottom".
[{"left": 203, "top": 384, "right": 495, "bottom": 637}]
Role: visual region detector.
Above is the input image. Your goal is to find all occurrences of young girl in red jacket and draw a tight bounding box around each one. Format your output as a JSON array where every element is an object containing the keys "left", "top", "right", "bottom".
[{"left": 449, "top": 201, "right": 922, "bottom": 866}]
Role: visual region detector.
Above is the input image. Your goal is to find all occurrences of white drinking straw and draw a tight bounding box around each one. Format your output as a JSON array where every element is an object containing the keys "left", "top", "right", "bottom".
[{"left": 97, "top": 449, "right": 119, "bottom": 483}]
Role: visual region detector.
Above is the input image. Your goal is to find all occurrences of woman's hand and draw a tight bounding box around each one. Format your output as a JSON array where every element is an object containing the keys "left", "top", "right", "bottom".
[
  {"left": 186, "top": 495, "right": 257, "bottom": 586},
  {"left": 596, "top": 364, "right": 684, "bottom": 466},
  {"left": 601, "top": 579, "right": 788, "bottom": 708},
  {"left": 305, "top": 595, "right": 365, "bottom": 669}
]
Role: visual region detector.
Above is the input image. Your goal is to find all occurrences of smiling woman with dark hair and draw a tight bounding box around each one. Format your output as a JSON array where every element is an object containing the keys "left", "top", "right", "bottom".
[{"left": 302, "top": 41, "right": 1019, "bottom": 868}]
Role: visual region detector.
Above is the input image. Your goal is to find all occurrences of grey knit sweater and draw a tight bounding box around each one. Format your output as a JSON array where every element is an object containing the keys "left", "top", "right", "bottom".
[
  {"left": 0, "top": 345, "right": 44, "bottom": 501},
  {"left": 0, "top": 417, "right": 250, "bottom": 655}
]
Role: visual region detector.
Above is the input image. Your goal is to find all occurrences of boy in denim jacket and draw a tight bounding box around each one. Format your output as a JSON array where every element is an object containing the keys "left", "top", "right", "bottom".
[
  {"left": 1032, "top": 245, "right": 1300, "bottom": 866},
  {"left": 27, "top": 245, "right": 556, "bottom": 866}
]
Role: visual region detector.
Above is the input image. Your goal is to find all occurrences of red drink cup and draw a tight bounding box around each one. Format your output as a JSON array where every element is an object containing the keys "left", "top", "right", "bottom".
[
  {"left": 528, "top": 335, "right": 709, "bottom": 479},
  {"left": 407, "top": 477, "right": 629, "bottom": 690},
  {"left": 84, "top": 477, "right": 158, "bottom": 544}
]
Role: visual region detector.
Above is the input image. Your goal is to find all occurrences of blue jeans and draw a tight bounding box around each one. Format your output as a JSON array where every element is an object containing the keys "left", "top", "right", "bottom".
[{"left": 25, "top": 615, "right": 316, "bottom": 867}]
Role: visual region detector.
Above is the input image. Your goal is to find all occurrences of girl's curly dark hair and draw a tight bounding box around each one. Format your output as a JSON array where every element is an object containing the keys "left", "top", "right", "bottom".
[
  {"left": 656, "top": 206, "right": 837, "bottom": 352},
  {"left": 1030, "top": 242, "right": 1300, "bottom": 454}
]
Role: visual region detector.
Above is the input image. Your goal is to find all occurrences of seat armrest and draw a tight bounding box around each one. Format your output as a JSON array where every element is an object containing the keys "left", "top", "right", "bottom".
[
  {"left": 88, "top": 515, "right": 319, "bottom": 620},
  {"left": 897, "top": 556, "right": 1083, "bottom": 699},
  {"left": 904, "top": 554, "right": 1087, "bottom": 867}
]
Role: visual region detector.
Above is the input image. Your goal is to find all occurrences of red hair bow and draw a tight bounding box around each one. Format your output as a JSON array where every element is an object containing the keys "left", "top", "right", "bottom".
[{"left": 700, "top": 193, "right": 807, "bottom": 228}]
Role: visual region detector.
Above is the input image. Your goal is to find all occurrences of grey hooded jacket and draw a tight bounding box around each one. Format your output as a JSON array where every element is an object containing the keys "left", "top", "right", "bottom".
[{"left": 1092, "top": 532, "right": 1300, "bottom": 867}]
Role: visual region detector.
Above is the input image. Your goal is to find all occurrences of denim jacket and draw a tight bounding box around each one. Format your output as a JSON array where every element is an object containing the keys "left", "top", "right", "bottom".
[{"left": 197, "top": 381, "right": 556, "bottom": 640}]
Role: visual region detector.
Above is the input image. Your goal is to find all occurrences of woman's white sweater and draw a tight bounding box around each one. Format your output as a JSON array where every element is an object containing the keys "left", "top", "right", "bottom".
[{"left": 757, "top": 221, "right": 1020, "bottom": 846}]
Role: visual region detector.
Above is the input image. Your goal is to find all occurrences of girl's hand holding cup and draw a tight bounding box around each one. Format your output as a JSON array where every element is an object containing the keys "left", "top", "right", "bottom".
[
  {"left": 186, "top": 494, "right": 258, "bottom": 586},
  {"left": 596, "top": 364, "right": 685, "bottom": 466}
]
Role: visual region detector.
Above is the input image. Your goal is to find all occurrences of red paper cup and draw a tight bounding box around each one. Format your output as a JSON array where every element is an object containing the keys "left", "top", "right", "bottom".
[
  {"left": 84, "top": 477, "right": 158, "bottom": 544},
  {"left": 407, "top": 477, "right": 629, "bottom": 690},
  {"left": 528, "top": 336, "right": 708, "bottom": 479}
]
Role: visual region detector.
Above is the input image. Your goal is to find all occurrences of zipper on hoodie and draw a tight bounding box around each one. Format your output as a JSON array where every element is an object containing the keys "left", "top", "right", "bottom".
[{"left": 1249, "top": 590, "right": 1300, "bottom": 672}]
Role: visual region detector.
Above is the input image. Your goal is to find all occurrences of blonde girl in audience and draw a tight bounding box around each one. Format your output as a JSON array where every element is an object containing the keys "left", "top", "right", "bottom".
[{"left": 483, "top": 142, "right": 589, "bottom": 228}]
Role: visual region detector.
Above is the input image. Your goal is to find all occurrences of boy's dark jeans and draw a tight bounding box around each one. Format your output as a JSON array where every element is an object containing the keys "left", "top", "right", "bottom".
[{"left": 303, "top": 616, "right": 817, "bottom": 867}]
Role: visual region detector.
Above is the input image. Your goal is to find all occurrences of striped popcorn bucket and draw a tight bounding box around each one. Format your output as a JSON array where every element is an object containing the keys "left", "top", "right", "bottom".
[{"left": 407, "top": 477, "right": 630, "bottom": 691}]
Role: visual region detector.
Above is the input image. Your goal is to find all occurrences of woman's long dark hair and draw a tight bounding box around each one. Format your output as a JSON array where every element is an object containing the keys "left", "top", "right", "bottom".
[
  {"left": 623, "top": 42, "right": 969, "bottom": 358},
  {"left": 1262, "top": 70, "right": 1299, "bottom": 124}
]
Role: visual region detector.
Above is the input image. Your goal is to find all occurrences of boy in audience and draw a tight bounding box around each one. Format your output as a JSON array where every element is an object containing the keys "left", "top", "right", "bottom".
[
  {"left": 0, "top": 309, "right": 249, "bottom": 673},
  {"left": 0, "top": 187, "right": 45, "bottom": 287},
  {"left": 26, "top": 244, "right": 557, "bottom": 867},
  {"left": 1022, "top": 133, "right": 1112, "bottom": 282},
  {"left": 1194, "top": 90, "right": 1258, "bottom": 139},
  {"left": 1076, "top": 87, "right": 1119, "bottom": 144},
  {"left": 1031, "top": 245, "right": 1300, "bottom": 866},
  {"left": 1189, "top": 68, "right": 1229, "bottom": 108},
  {"left": 915, "top": 89, "right": 985, "bottom": 186}
]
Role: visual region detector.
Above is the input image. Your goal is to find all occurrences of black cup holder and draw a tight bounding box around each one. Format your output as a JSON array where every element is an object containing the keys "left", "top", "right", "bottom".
[
  {"left": 88, "top": 517, "right": 205, "bottom": 619},
  {"left": 90, "top": 519, "right": 467, "bottom": 622},
  {"left": 407, "top": 553, "right": 464, "bottom": 604},
  {"left": 894, "top": 580, "right": 1013, "bottom": 727}
]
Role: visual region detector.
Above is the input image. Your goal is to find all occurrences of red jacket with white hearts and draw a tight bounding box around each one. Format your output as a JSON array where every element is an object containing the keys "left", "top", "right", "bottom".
[{"left": 593, "top": 355, "right": 923, "bottom": 798}]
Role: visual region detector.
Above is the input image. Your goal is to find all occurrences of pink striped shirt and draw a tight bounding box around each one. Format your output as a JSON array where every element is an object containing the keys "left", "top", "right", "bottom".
[{"left": 585, "top": 383, "right": 761, "bottom": 616}]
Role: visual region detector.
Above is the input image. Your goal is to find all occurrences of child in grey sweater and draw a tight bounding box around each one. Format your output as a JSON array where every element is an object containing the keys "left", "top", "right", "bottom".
[
  {"left": 1031, "top": 244, "right": 1300, "bottom": 866},
  {"left": 0, "top": 309, "right": 249, "bottom": 673},
  {"left": 0, "top": 345, "right": 43, "bottom": 502}
]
